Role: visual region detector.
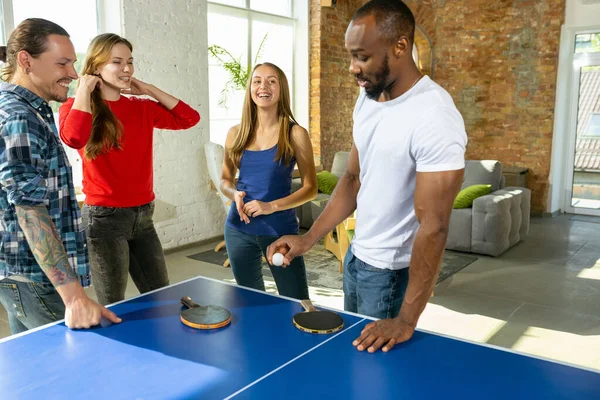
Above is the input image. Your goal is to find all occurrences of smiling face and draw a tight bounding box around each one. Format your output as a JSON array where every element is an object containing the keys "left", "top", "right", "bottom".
[
  {"left": 26, "top": 34, "right": 78, "bottom": 102},
  {"left": 250, "top": 65, "right": 281, "bottom": 109},
  {"left": 96, "top": 43, "right": 134, "bottom": 92}
]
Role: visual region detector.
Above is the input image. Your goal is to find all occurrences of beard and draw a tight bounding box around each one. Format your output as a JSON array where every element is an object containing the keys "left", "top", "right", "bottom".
[
  {"left": 50, "top": 79, "right": 72, "bottom": 103},
  {"left": 362, "top": 53, "right": 390, "bottom": 100},
  {"left": 52, "top": 91, "right": 69, "bottom": 103}
]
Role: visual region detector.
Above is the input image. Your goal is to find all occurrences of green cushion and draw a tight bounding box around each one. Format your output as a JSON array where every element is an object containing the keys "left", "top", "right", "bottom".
[
  {"left": 316, "top": 171, "right": 339, "bottom": 195},
  {"left": 453, "top": 184, "right": 492, "bottom": 209},
  {"left": 347, "top": 229, "right": 355, "bottom": 242}
]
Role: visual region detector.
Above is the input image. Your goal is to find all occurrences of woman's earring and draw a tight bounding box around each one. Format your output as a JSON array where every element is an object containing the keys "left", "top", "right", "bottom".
[{"left": 25, "top": 67, "right": 30, "bottom": 73}]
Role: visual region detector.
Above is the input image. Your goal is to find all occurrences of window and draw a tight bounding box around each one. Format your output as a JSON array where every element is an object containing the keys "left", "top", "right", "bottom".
[
  {"left": 575, "top": 33, "right": 600, "bottom": 54},
  {"left": 10, "top": 0, "right": 98, "bottom": 111},
  {"left": 1, "top": 0, "right": 101, "bottom": 188},
  {"left": 211, "top": 0, "right": 246, "bottom": 7},
  {"left": 584, "top": 114, "right": 600, "bottom": 137},
  {"left": 0, "top": 1, "right": 6, "bottom": 45},
  {"left": 207, "top": 1, "right": 308, "bottom": 145},
  {"left": 250, "top": 0, "right": 292, "bottom": 17}
]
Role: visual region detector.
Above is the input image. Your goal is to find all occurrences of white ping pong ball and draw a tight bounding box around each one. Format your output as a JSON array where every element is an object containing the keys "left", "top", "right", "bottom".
[{"left": 272, "top": 253, "right": 284, "bottom": 266}]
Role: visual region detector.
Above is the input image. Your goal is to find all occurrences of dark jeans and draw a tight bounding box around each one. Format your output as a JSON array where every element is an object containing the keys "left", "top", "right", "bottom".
[
  {"left": 0, "top": 278, "right": 65, "bottom": 334},
  {"left": 82, "top": 202, "right": 169, "bottom": 306},
  {"left": 343, "top": 246, "right": 410, "bottom": 319},
  {"left": 224, "top": 225, "right": 309, "bottom": 300}
]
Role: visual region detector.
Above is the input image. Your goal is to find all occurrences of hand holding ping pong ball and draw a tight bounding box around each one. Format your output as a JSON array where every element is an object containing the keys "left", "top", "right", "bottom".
[{"left": 272, "top": 252, "right": 285, "bottom": 267}]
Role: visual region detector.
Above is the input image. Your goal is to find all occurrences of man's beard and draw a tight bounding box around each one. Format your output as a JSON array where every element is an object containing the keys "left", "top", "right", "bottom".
[{"left": 364, "top": 53, "right": 390, "bottom": 100}]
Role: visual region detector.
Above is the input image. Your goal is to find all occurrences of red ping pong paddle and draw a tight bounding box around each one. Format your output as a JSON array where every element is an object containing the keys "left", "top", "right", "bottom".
[
  {"left": 293, "top": 299, "right": 344, "bottom": 334},
  {"left": 180, "top": 296, "right": 231, "bottom": 330}
]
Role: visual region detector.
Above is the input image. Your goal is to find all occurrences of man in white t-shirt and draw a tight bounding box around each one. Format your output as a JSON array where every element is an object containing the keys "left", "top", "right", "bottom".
[{"left": 267, "top": 0, "right": 467, "bottom": 353}]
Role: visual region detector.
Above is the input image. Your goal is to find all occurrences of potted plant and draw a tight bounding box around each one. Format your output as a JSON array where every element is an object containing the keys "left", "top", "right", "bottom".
[{"left": 208, "top": 34, "right": 268, "bottom": 108}]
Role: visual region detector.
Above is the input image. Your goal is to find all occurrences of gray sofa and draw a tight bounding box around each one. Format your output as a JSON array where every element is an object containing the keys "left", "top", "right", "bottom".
[
  {"left": 293, "top": 151, "right": 350, "bottom": 229},
  {"left": 446, "top": 160, "right": 530, "bottom": 256},
  {"left": 294, "top": 156, "right": 530, "bottom": 256}
]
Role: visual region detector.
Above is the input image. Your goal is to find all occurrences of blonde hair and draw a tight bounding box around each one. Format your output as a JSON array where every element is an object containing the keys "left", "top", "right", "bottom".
[
  {"left": 229, "top": 62, "right": 297, "bottom": 168},
  {"left": 79, "top": 33, "right": 133, "bottom": 160}
]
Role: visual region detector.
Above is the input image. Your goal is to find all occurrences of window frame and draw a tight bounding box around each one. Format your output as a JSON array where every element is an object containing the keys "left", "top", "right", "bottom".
[
  {"left": 207, "top": 0, "right": 308, "bottom": 145},
  {"left": 0, "top": 0, "right": 108, "bottom": 191},
  {"left": 584, "top": 113, "right": 600, "bottom": 137}
]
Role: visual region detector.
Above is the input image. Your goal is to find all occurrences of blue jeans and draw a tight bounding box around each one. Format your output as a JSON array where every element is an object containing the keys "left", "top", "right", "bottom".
[
  {"left": 224, "top": 225, "right": 309, "bottom": 300},
  {"left": 343, "top": 246, "right": 410, "bottom": 319},
  {"left": 0, "top": 278, "right": 65, "bottom": 334}
]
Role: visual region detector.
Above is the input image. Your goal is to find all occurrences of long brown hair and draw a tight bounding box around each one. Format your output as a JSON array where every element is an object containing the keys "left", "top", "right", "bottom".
[
  {"left": 79, "top": 33, "right": 133, "bottom": 160},
  {"left": 229, "top": 62, "right": 297, "bottom": 168},
  {"left": 0, "top": 18, "right": 69, "bottom": 82}
]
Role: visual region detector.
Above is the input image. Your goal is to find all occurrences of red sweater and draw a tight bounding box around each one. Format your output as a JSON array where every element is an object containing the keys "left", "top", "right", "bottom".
[{"left": 59, "top": 96, "right": 200, "bottom": 207}]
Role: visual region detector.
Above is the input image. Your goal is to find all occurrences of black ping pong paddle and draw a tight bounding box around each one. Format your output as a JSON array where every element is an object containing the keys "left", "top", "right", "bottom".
[
  {"left": 180, "top": 296, "right": 231, "bottom": 330},
  {"left": 293, "top": 299, "right": 343, "bottom": 334}
]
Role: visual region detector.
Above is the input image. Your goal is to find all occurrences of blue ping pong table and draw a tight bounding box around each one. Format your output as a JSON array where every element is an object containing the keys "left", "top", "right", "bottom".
[{"left": 1, "top": 275, "right": 599, "bottom": 399}]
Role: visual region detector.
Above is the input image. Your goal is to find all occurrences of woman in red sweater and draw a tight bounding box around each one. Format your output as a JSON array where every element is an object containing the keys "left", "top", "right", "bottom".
[{"left": 59, "top": 33, "right": 200, "bottom": 305}]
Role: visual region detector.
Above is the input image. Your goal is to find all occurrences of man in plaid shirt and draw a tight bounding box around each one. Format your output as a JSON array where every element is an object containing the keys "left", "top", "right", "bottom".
[{"left": 0, "top": 18, "right": 121, "bottom": 333}]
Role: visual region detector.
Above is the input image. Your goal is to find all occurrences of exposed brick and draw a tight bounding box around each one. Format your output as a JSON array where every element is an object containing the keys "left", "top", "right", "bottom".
[{"left": 310, "top": 0, "right": 564, "bottom": 213}]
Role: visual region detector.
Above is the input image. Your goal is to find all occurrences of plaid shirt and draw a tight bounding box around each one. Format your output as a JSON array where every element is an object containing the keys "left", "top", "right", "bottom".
[{"left": 0, "top": 83, "right": 90, "bottom": 286}]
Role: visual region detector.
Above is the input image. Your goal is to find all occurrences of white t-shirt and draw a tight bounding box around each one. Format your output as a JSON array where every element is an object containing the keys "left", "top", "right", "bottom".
[{"left": 351, "top": 75, "right": 467, "bottom": 270}]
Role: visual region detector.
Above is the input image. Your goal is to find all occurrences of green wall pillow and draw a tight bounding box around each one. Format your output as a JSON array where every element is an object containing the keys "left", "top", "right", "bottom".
[
  {"left": 316, "top": 171, "right": 339, "bottom": 195},
  {"left": 453, "top": 184, "right": 492, "bottom": 209}
]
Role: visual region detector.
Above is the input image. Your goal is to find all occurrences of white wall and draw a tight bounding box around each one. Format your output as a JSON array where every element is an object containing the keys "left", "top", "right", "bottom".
[
  {"left": 565, "top": 0, "right": 600, "bottom": 28},
  {"left": 121, "top": 0, "right": 225, "bottom": 249},
  {"left": 547, "top": 0, "right": 600, "bottom": 213}
]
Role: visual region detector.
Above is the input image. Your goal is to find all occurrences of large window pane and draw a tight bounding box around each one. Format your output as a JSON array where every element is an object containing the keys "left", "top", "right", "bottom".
[
  {"left": 207, "top": 2, "right": 303, "bottom": 144},
  {"left": 12, "top": 0, "right": 98, "bottom": 189},
  {"left": 13, "top": 0, "right": 98, "bottom": 111},
  {"left": 13, "top": 0, "right": 97, "bottom": 53},
  {"left": 575, "top": 33, "right": 600, "bottom": 54},
  {"left": 208, "top": 65, "right": 246, "bottom": 120},
  {"left": 252, "top": 20, "right": 294, "bottom": 106},
  {"left": 209, "top": 0, "right": 246, "bottom": 7},
  {"left": 208, "top": 11, "right": 249, "bottom": 145},
  {"left": 0, "top": 1, "right": 6, "bottom": 45},
  {"left": 208, "top": 12, "right": 249, "bottom": 67},
  {"left": 584, "top": 114, "right": 600, "bottom": 137},
  {"left": 252, "top": 20, "right": 293, "bottom": 72},
  {"left": 250, "top": 0, "right": 291, "bottom": 17}
]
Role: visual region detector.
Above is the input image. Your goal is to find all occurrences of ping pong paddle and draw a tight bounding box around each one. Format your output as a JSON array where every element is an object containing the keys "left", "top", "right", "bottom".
[
  {"left": 180, "top": 296, "right": 231, "bottom": 330},
  {"left": 293, "top": 299, "right": 344, "bottom": 334}
]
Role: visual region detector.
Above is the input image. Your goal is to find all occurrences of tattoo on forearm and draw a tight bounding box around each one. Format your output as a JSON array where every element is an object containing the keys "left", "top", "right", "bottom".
[{"left": 16, "top": 206, "right": 77, "bottom": 286}]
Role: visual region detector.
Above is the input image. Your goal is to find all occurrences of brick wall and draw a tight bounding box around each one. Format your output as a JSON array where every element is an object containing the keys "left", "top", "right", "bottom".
[
  {"left": 433, "top": 0, "right": 565, "bottom": 213},
  {"left": 310, "top": 0, "right": 565, "bottom": 213},
  {"left": 121, "top": 0, "right": 225, "bottom": 249},
  {"left": 310, "top": 0, "right": 365, "bottom": 169}
]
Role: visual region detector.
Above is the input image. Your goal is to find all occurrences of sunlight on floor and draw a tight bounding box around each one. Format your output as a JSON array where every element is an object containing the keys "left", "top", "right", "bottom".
[
  {"left": 577, "top": 259, "right": 600, "bottom": 281},
  {"left": 418, "top": 303, "right": 508, "bottom": 343},
  {"left": 572, "top": 198, "right": 600, "bottom": 209},
  {"left": 577, "top": 268, "right": 600, "bottom": 281},
  {"left": 222, "top": 278, "right": 345, "bottom": 311},
  {"left": 511, "top": 327, "right": 600, "bottom": 368}
]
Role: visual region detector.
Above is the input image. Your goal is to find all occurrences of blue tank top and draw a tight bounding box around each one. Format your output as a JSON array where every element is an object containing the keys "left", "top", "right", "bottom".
[{"left": 226, "top": 134, "right": 298, "bottom": 237}]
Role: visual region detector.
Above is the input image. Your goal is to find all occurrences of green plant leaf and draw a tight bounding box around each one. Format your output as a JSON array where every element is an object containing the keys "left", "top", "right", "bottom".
[{"left": 208, "top": 33, "right": 269, "bottom": 108}]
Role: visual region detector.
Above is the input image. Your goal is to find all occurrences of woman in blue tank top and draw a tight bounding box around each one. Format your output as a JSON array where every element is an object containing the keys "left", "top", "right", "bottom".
[{"left": 220, "top": 63, "right": 317, "bottom": 299}]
